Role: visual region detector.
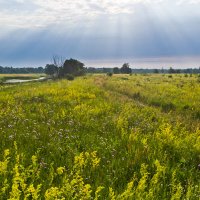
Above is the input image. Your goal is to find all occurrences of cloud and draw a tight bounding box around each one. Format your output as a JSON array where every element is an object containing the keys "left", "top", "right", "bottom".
[
  {"left": 0, "top": 0, "right": 166, "bottom": 29},
  {"left": 1, "top": 0, "right": 200, "bottom": 30},
  {"left": 177, "top": 0, "right": 200, "bottom": 5},
  {"left": 2, "top": 0, "right": 199, "bottom": 29},
  {"left": 0, "top": 0, "right": 200, "bottom": 67}
]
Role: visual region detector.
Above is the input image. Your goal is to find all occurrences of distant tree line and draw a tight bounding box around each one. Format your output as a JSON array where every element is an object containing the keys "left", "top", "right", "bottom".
[
  {"left": 87, "top": 66, "right": 200, "bottom": 74},
  {"left": 0, "top": 66, "right": 44, "bottom": 74},
  {"left": 1, "top": 62, "right": 200, "bottom": 76},
  {"left": 87, "top": 63, "right": 132, "bottom": 74}
]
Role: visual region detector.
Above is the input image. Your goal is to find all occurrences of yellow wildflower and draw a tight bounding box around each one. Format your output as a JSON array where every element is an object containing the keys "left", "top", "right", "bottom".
[
  {"left": 57, "top": 167, "right": 65, "bottom": 175},
  {"left": 74, "top": 152, "right": 85, "bottom": 168},
  {"left": 91, "top": 151, "right": 100, "bottom": 168},
  {"left": 94, "top": 186, "right": 104, "bottom": 200}
]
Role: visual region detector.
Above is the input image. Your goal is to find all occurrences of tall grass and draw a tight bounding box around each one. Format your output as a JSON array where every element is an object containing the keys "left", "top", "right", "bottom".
[{"left": 0, "top": 75, "right": 199, "bottom": 199}]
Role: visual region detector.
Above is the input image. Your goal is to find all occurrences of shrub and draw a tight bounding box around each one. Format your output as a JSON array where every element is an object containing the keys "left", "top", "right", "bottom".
[
  {"left": 107, "top": 72, "right": 113, "bottom": 77},
  {"left": 65, "top": 74, "right": 74, "bottom": 81}
]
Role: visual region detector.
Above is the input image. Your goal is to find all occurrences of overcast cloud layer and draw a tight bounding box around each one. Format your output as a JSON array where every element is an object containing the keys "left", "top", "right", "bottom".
[{"left": 0, "top": 0, "right": 200, "bottom": 68}]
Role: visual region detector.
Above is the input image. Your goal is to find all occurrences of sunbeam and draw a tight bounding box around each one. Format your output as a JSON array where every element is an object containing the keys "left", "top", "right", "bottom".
[{"left": 0, "top": 0, "right": 200, "bottom": 67}]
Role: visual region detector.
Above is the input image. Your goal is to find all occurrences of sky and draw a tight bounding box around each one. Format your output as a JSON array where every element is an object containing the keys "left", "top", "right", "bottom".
[{"left": 0, "top": 0, "right": 200, "bottom": 68}]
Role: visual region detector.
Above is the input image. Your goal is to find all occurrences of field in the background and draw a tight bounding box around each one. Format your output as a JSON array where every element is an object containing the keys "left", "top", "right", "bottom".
[{"left": 0, "top": 74, "right": 199, "bottom": 199}]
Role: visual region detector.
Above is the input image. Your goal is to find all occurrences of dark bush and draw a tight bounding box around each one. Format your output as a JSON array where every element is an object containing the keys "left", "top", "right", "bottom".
[
  {"left": 113, "top": 67, "right": 120, "bottom": 74},
  {"left": 59, "top": 58, "right": 85, "bottom": 78},
  {"left": 120, "top": 63, "right": 132, "bottom": 74},
  {"left": 107, "top": 72, "right": 113, "bottom": 77},
  {"left": 65, "top": 74, "right": 74, "bottom": 81}
]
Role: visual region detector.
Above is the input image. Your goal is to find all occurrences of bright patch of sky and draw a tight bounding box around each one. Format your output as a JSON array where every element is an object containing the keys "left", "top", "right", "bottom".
[{"left": 0, "top": 0, "right": 200, "bottom": 68}]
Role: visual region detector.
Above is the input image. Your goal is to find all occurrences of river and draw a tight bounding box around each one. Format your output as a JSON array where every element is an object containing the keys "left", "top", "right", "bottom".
[{"left": 4, "top": 77, "right": 46, "bottom": 83}]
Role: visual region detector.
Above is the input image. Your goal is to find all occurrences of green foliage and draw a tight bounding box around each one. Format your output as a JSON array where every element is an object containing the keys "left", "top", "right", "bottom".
[
  {"left": 0, "top": 74, "right": 200, "bottom": 199},
  {"left": 113, "top": 67, "right": 120, "bottom": 74},
  {"left": 107, "top": 72, "right": 113, "bottom": 77},
  {"left": 65, "top": 74, "right": 75, "bottom": 81},
  {"left": 120, "top": 63, "right": 132, "bottom": 74},
  {"left": 0, "top": 66, "right": 44, "bottom": 74},
  {"left": 60, "top": 58, "right": 85, "bottom": 77},
  {"left": 45, "top": 64, "right": 58, "bottom": 76}
]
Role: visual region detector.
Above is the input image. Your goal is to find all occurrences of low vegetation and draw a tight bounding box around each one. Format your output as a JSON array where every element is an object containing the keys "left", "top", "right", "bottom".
[{"left": 0, "top": 74, "right": 199, "bottom": 199}]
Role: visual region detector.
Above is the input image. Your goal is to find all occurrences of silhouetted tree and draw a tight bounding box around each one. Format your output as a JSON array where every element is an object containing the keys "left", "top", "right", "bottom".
[
  {"left": 154, "top": 69, "right": 159, "bottom": 73},
  {"left": 120, "top": 63, "right": 132, "bottom": 74},
  {"left": 102, "top": 68, "right": 112, "bottom": 73},
  {"left": 59, "top": 58, "right": 85, "bottom": 77},
  {"left": 113, "top": 67, "right": 120, "bottom": 74},
  {"left": 169, "top": 67, "right": 175, "bottom": 74},
  {"left": 87, "top": 67, "right": 96, "bottom": 73},
  {"left": 52, "top": 55, "right": 65, "bottom": 68},
  {"left": 107, "top": 72, "right": 113, "bottom": 77},
  {"left": 0, "top": 66, "right": 3, "bottom": 73},
  {"left": 45, "top": 64, "right": 58, "bottom": 76}
]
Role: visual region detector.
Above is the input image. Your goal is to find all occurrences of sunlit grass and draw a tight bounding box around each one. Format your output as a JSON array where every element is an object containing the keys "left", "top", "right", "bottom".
[{"left": 0, "top": 74, "right": 199, "bottom": 199}]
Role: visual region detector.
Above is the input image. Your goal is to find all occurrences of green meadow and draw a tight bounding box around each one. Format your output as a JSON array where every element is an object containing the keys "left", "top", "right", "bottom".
[{"left": 0, "top": 74, "right": 200, "bottom": 199}]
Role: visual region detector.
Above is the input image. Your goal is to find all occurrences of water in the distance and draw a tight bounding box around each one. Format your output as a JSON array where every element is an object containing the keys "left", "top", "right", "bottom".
[{"left": 5, "top": 77, "right": 46, "bottom": 83}]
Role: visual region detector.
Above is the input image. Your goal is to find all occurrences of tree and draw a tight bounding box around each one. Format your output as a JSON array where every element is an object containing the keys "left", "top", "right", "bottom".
[
  {"left": 113, "top": 67, "right": 120, "bottom": 74},
  {"left": 154, "top": 69, "right": 159, "bottom": 73},
  {"left": 120, "top": 63, "right": 132, "bottom": 74},
  {"left": 103, "top": 68, "right": 112, "bottom": 73},
  {"left": 107, "top": 72, "right": 113, "bottom": 77},
  {"left": 59, "top": 58, "right": 85, "bottom": 77},
  {"left": 52, "top": 55, "right": 65, "bottom": 68},
  {"left": 0, "top": 66, "right": 3, "bottom": 73},
  {"left": 45, "top": 64, "right": 58, "bottom": 76},
  {"left": 169, "top": 67, "right": 175, "bottom": 74}
]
